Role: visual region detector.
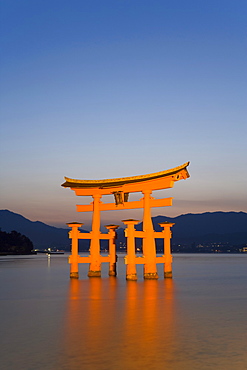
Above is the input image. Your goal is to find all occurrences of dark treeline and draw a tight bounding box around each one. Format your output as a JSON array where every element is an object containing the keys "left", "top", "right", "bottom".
[{"left": 0, "top": 230, "right": 33, "bottom": 254}]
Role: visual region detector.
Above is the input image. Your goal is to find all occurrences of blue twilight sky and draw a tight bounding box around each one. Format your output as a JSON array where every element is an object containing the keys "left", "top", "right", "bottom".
[{"left": 0, "top": 0, "right": 246, "bottom": 229}]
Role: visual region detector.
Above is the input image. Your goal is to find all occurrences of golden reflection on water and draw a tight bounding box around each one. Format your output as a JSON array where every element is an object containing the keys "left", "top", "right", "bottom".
[
  {"left": 1, "top": 255, "right": 247, "bottom": 369},
  {"left": 58, "top": 278, "right": 177, "bottom": 370},
  {"left": 121, "top": 279, "right": 176, "bottom": 369}
]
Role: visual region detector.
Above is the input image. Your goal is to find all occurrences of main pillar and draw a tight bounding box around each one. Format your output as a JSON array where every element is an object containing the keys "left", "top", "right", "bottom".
[
  {"left": 142, "top": 190, "right": 158, "bottom": 279},
  {"left": 88, "top": 193, "right": 102, "bottom": 277},
  {"left": 67, "top": 222, "right": 83, "bottom": 279}
]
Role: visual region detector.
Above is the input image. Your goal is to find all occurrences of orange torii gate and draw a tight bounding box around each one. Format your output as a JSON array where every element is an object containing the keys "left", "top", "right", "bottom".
[{"left": 62, "top": 162, "right": 190, "bottom": 280}]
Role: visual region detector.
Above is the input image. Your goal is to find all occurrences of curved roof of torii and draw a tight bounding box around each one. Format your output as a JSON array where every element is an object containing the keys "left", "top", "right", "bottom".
[{"left": 62, "top": 161, "right": 190, "bottom": 189}]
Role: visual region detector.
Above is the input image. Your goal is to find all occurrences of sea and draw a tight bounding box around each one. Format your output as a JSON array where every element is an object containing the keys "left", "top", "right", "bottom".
[{"left": 0, "top": 253, "right": 246, "bottom": 370}]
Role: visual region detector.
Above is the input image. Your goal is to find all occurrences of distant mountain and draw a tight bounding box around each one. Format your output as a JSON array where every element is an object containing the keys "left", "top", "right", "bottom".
[
  {"left": 118, "top": 212, "right": 247, "bottom": 250},
  {"left": 151, "top": 212, "right": 247, "bottom": 244},
  {"left": 119, "top": 211, "right": 247, "bottom": 248},
  {"left": 152, "top": 211, "right": 246, "bottom": 234},
  {"left": 0, "top": 209, "right": 246, "bottom": 251},
  {"left": 0, "top": 210, "right": 88, "bottom": 250}
]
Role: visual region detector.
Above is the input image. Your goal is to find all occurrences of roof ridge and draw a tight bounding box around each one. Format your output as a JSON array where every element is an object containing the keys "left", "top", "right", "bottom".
[{"left": 63, "top": 162, "right": 190, "bottom": 186}]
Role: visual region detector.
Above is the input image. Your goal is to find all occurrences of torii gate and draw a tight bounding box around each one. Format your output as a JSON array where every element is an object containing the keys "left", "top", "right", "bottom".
[{"left": 62, "top": 162, "right": 190, "bottom": 280}]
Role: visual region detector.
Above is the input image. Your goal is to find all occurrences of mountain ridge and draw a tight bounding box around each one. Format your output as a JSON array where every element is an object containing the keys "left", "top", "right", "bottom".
[
  {"left": 0, "top": 209, "right": 82, "bottom": 249},
  {"left": 0, "top": 209, "right": 246, "bottom": 250}
]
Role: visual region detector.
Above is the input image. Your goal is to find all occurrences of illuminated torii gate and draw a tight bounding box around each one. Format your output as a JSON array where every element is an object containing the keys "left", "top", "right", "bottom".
[{"left": 62, "top": 162, "right": 190, "bottom": 279}]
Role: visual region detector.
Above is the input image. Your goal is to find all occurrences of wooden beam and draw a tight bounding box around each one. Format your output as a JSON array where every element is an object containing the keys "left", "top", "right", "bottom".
[{"left": 76, "top": 197, "right": 173, "bottom": 212}]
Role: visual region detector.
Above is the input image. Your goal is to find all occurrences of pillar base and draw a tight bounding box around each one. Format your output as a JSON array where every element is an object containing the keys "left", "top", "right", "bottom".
[
  {"left": 88, "top": 270, "right": 101, "bottom": 277},
  {"left": 70, "top": 272, "right": 79, "bottom": 279},
  {"left": 164, "top": 271, "right": 172, "bottom": 278},
  {"left": 144, "top": 272, "right": 159, "bottom": 280},
  {"left": 126, "top": 273, "right": 138, "bottom": 281}
]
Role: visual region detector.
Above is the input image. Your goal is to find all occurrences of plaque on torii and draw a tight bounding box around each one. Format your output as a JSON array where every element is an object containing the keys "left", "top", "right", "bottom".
[{"left": 62, "top": 162, "right": 190, "bottom": 280}]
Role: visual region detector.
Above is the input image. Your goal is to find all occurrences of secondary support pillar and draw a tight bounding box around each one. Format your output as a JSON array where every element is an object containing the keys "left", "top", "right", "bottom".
[
  {"left": 142, "top": 189, "right": 158, "bottom": 279},
  {"left": 123, "top": 219, "right": 139, "bottom": 281},
  {"left": 88, "top": 193, "right": 102, "bottom": 277},
  {"left": 67, "top": 222, "right": 83, "bottom": 279},
  {"left": 159, "top": 222, "right": 174, "bottom": 278},
  {"left": 105, "top": 224, "right": 119, "bottom": 276}
]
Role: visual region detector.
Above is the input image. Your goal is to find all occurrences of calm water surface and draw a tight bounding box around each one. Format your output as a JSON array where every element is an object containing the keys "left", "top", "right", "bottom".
[{"left": 0, "top": 254, "right": 246, "bottom": 370}]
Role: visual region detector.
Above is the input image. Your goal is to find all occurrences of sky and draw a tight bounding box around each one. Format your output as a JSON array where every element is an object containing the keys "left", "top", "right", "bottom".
[{"left": 0, "top": 0, "right": 246, "bottom": 230}]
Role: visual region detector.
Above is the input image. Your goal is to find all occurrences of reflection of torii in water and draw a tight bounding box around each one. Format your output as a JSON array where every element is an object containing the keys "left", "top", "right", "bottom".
[{"left": 62, "top": 162, "right": 190, "bottom": 280}]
